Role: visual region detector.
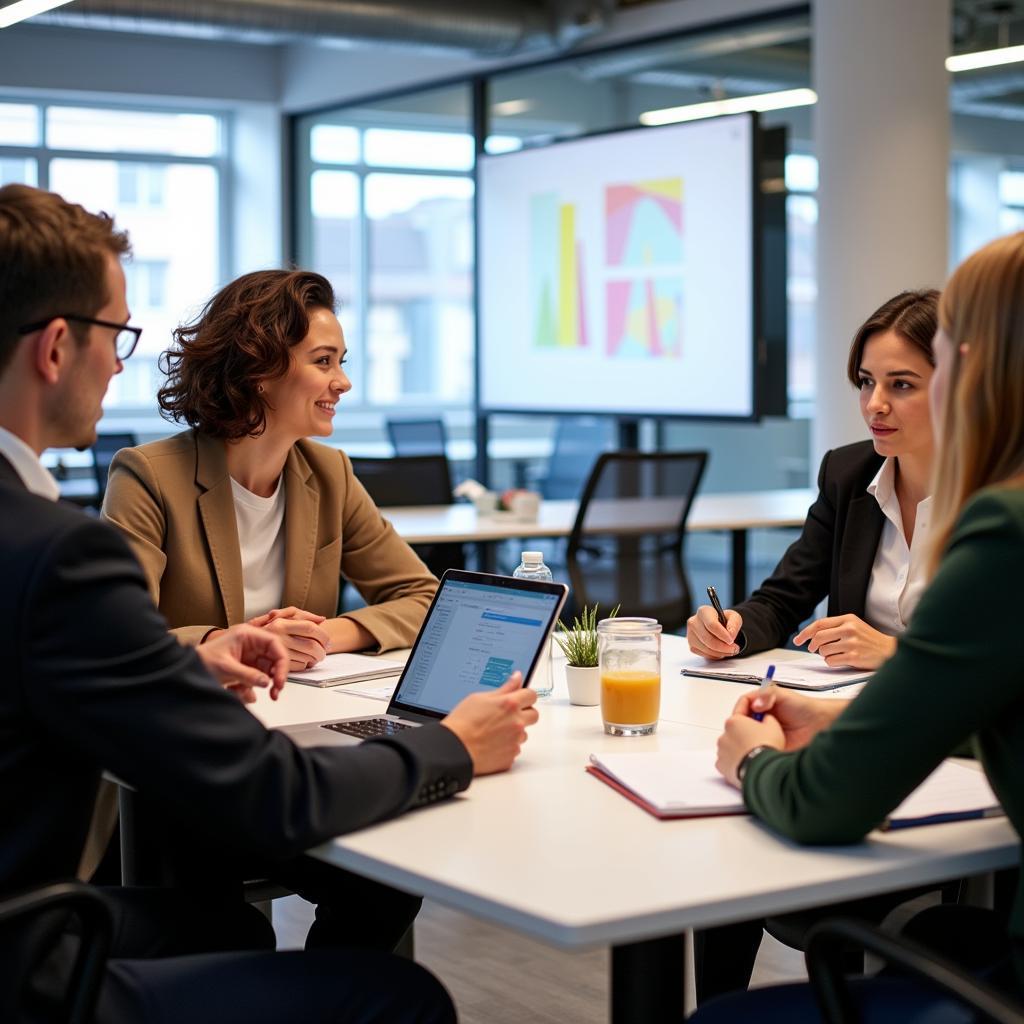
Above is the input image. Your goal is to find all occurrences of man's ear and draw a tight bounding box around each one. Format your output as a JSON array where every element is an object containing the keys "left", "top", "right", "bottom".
[{"left": 31, "top": 319, "right": 73, "bottom": 385}]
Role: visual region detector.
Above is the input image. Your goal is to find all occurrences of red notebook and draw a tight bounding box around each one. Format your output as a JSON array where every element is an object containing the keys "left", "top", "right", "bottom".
[{"left": 586, "top": 752, "right": 748, "bottom": 820}]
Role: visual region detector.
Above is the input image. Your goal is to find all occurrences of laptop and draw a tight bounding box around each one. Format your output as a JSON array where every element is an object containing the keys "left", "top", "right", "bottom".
[{"left": 284, "top": 569, "right": 568, "bottom": 747}]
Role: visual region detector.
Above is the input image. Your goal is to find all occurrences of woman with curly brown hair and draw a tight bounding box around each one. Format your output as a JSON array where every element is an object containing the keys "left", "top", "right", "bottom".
[{"left": 103, "top": 269, "right": 437, "bottom": 671}]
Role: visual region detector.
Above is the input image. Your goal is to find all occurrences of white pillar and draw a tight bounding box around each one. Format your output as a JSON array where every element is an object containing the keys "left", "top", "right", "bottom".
[{"left": 812, "top": 0, "right": 950, "bottom": 466}]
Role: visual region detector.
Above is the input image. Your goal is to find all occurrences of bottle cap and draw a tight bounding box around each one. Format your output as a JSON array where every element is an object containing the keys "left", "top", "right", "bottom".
[{"left": 521, "top": 551, "right": 543, "bottom": 563}]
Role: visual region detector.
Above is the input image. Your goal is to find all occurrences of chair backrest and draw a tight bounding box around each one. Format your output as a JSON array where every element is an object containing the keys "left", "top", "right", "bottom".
[
  {"left": 541, "top": 416, "right": 616, "bottom": 500},
  {"left": 0, "top": 881, "right": 112, "bottom": 1024},
  {"left": 386, "top": 418, "right": 447, "bottom": 457},
  {"left": 349, "top": 455, "right": 453, "bottom": 508},
  {"left": 565, "top": 450, "right": 708, "bottom": 629},
  {"left": 91, "top": 432, "right": 137, "bottom": 502}
]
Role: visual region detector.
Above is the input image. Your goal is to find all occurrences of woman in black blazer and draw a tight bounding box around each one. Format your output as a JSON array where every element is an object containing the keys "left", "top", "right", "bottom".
[
  {"left": 690, "top": 289, "right": 941, "bottom": 1004},
  {"left": 688, "top": 289, "right": 940, "bottom": 670}
]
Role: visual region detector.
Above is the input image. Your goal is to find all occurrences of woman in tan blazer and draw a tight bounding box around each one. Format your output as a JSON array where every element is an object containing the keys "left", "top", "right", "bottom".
[{"left": 103, "top": 269, "right": 438, "bottom": 669}]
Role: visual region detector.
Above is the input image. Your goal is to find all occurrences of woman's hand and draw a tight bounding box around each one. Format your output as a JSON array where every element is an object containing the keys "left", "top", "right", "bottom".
[
  {"left": 248, "top": 607, "right": 330, "bottom": 671},
  {"left": 686, "top": 605, "right": 743, "bottom": 659},
  {"left": 793, "top": 613, "right": 897, "bottom": 669},
  {"left": 729, "top": 688, "right": 847, "bottom": 752},
  {"left": 196, "top": 624, "right": 288, "bottom": 704},
  {"left": 715, "top": 713, "right": 784, "bottom": 788}
]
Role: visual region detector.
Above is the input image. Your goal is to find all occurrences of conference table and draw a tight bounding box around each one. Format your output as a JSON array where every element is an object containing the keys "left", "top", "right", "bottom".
[
  {"left": 381, "top": 488, "right": 817, "bottom": 603},
  {"left": 251, "top": 636, "right": 1020, "bottom": 1024}
]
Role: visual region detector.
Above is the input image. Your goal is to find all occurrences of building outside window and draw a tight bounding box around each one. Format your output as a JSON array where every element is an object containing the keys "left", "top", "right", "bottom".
[{"left": 0, "top": 100, "right": 227, "bottom": 425}]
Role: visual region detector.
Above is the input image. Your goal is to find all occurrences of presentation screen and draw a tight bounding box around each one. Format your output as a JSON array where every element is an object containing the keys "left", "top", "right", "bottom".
[{"left": 479, "top": 113, "right": 756, "bottom": 418}]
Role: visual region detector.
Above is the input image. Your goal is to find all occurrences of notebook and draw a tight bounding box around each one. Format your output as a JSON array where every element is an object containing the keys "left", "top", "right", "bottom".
[
  {"left": 288, "top": 652, "right": 404, "bottom": 688},
  {"left": 283, "top": 569, "right": 567, "bottom": 748},
  {"left": 682, "top": 651, "right": 872, "bottom": 691},
  {"left": 587, "top": 751, "right": 1003, "bottom": 827},
  {"left": 587, "top": 751, "right": 746, "bottom": 819}
]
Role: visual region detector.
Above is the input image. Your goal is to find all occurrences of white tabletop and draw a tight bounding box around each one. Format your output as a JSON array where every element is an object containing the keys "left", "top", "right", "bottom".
[
  {"left": 251, "top": 636, "right": 1020, "bottom": 950},
  {"left": 380, "top": 489, "right": 817, "bottom": 545}
]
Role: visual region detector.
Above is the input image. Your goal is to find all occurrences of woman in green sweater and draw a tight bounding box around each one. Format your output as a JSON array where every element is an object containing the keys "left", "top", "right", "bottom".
[{"left": 698, "top": 231, "right": 1024, "bottom": 1021}]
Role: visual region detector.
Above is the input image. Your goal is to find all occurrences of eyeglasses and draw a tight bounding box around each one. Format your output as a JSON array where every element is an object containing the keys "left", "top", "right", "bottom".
[{"left": 18, "top": 314, "right": 143, "bottom": 361}]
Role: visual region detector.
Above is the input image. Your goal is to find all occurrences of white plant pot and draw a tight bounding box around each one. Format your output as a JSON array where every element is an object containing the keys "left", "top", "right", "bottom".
[{"left": 565, "top": 665, "right": 601, "bottom": 706}]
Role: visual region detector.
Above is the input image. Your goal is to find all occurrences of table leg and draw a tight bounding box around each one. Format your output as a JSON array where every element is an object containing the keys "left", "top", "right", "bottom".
[
  {"left": 730, "top": 529, "right": 749, "bottom": 605},
  {"left": 611, "top": 932, "right": 686, "bottom": 1023}
]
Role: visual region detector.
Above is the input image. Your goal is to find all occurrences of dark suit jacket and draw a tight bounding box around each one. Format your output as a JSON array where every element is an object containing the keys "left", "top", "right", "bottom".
[
  {"left": 0, "top": 455, "right": 471, "bottom": 894},
  {"left": 735, "top": 441, "right": 885, "bottom": 655}
]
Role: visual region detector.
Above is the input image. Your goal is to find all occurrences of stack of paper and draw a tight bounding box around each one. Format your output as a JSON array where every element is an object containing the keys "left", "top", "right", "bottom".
[{"left": 288, "top": 652, "right": 404, "bottom": 688}]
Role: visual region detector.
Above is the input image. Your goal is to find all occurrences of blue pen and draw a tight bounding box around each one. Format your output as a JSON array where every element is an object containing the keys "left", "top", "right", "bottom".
[{"left": 752, "top": 664, "right": 776, "bottom": 722}]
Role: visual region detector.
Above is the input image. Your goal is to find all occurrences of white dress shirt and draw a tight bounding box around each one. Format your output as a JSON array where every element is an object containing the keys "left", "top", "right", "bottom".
[
  {"left": 0, "top": 425, "right": 60, "bottom": 501},
  {"left": 862, "top": 457, "right": 932, "bottom": 636},
  {"left": 230, "top": 475, "right": 287, "bottom": 621}
]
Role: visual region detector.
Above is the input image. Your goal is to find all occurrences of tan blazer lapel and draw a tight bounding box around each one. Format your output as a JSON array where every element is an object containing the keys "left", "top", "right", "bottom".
[
  {"left": 281, "top": 444, "right": 320, "bottom": 610},
  {"left": 195, "top": 433, "right": 245, "bottom": 625}
]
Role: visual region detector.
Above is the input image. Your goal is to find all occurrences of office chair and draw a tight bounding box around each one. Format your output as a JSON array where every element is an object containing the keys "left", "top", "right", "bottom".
[
  {"left": 564, "top": 450, "right": 707, "bottom": 630},
  {"left": 386, "top": 418, "right": 447, "bottom": 457},
  {"left": 348, "top": 455, "right": 463, "bottom": 579},
  {"left": 0, "top": 881, "right": 112, "bottom": 1024},
  {"left": 90, "top": 432, "right": 137, "bottom": 505},
  {"left": 805, "top": 917, "right": 1024, "bottom": 1023},
  {"left": 540, "top": 416, "right": 616, "bottom": 500}
]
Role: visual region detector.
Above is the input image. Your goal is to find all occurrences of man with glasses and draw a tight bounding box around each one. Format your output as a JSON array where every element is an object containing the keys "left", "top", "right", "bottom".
[{"left": 0, "top": 183, "right": 538, "bottom": 1023}]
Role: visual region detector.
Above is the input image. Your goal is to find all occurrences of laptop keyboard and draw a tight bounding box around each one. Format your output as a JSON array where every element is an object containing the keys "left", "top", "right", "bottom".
[{"left": 323, "top": 718, "right": 415, "bottom": 739}]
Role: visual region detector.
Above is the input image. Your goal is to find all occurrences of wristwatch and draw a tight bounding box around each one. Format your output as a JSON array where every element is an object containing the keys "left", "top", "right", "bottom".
[{"left": 737, "top": 744, "right": 772, "bottom": 784}]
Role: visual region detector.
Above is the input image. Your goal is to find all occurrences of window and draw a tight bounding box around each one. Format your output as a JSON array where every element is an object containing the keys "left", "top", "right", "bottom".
[
  {"left": 296, "top": 84, "right": 474, "bottom": 414},
  {"left": 0, "top": 101, "right": 228, "bottom": 418}
]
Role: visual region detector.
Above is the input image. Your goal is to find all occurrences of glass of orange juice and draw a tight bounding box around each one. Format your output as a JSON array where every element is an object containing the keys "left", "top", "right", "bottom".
[{"left": 597, "top": 617, "right": 662, "bottom": 736}]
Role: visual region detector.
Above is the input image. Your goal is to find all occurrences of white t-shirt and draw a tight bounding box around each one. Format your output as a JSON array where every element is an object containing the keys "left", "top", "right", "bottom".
[
  {"left": 863, "top": 458, "right": 932, "bottom": 636},
  {"left": 230, "top": 475, "right": 286, "bottom": 621}
]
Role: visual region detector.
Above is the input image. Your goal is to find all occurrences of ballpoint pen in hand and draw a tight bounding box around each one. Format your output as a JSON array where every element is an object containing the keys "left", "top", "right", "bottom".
[{"left": 752, "top": 664, "right": 776, "bottom": 722}]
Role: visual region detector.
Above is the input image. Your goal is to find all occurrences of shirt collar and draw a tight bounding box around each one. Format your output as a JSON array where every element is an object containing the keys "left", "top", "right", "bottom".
[
  {"left": 866, "top": 456, "right": 897, "bottom": 509},
  {"left": 0, "top": 426, "right": 61, "bottom": 501}
]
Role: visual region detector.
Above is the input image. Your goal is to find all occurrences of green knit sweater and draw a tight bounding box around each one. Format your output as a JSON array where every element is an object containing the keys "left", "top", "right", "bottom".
[{"left": 744, "top": 487, "right": 1024, "bottom": 989}]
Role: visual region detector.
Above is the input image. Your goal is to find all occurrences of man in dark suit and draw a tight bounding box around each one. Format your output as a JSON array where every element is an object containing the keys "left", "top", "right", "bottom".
[{"left": 0, "top": 183, "right": 539, "bottom": 1022}]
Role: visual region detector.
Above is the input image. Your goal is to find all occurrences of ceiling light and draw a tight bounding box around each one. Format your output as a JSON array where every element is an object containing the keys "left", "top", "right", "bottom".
[
  {"left": 492, "top": 99, "right": 533, "bottom": 117},
  {"left": 640, "top": 87, "right": 817, "bottom": 126},
  {"left": 0, "top": 0, "right": 75, "bottom": 29},
  {"left": 947, "top": 44, "right": 1024, "bottom": 72}
]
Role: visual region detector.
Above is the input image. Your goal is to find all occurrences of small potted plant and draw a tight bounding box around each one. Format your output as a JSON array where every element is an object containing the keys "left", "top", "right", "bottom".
[{"left": 555, "top": 603, "right": 618, "bottom": 706}]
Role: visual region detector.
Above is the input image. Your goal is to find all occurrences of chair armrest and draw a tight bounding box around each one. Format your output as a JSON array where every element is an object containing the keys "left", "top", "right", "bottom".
[
  {"left": 0, "top": 881, "right": 113, "bottom": 1024},
  {"left": 805, "top": 917, "right": 1023, "bottom": 1024}
]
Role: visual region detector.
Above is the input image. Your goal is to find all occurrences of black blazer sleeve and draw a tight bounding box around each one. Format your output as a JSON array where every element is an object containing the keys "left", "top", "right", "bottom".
[
  {"left": 18, "top": 513, "right": 472, "bottom": 868},
  {"left": 732, "top": 442, "right": 884, "bottom": 656}
]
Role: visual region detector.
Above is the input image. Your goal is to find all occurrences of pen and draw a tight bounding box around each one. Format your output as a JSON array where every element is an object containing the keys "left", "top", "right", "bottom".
[
  {"left": 706, "top": 585, "right": 728, "bottom": 628},
  {"left": 752, "top": 664, "right": 776, "bottom": 722}
]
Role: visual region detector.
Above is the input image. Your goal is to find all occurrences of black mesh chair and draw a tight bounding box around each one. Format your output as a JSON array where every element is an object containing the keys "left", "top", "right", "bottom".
[
  {"left": 91, "top": 432, "right": 137, "bottom": 504},
  {"left": 386, "top": 418, "right": 447, "bottom": 457},
  {"left": 0, "top": 881, "right": 112, "bottom": 1024},
  {"left": 564, "top": 451, "right": 707, "bottom": 630},
  {"left": 540, "top": 416, "right": 616, "bottom": 500},
  {"left": 349, "top": 455, "right": 463, "bottom": 579},
  {"left": 805, "top": 917, "right": 1024, "bottom": 1023}
]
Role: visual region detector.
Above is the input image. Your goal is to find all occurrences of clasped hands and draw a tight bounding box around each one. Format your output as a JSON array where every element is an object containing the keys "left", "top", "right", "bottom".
[{"left": 686, "top": 604, "right": 897, "bottom": 670}]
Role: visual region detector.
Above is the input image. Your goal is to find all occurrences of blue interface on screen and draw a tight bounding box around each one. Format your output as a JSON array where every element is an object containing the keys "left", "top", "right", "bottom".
[{"left": 394, "top": 581, "right": 559, "bottom": 715}]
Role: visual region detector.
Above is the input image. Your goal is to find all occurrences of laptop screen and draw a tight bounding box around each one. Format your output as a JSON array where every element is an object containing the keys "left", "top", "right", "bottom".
[{"left": 389, "top": 572, "right": 566, "bottom": 717}]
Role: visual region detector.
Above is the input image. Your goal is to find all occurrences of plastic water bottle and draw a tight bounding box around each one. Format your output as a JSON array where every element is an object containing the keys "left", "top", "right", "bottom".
[{"left": 512, "top": 551, "right": 555, "bottom": 697}]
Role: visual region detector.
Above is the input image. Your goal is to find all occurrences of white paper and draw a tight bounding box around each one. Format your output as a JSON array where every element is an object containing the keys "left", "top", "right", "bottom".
[
  {"left": 288, "top": 652, "right": 403, "bottom": 686},
  {"left": 889, "top": 761, "right": 1001, "bottom": 825},
  {"left": 589, "top": 751, "right": 746, "bottom": 814},
  {"left": 334, "top": 682, "right": 398, "bottom": 702},
  {"left": 686, "top": 650, "right": 872, "bottom": 691}
]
